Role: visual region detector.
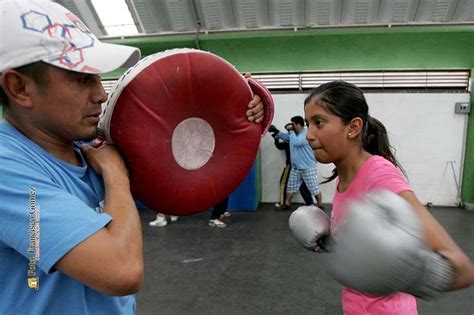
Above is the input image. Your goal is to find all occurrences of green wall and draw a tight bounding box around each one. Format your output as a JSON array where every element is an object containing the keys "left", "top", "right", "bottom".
[
  {"left": 104, "top": 26, "right": 474, "bottom": 77},
  {"left": 463, "top": 72, "right": 474, "bottom": 209},
  {"left": 104, "top": 26, "right": 474, "bottom": 206}
]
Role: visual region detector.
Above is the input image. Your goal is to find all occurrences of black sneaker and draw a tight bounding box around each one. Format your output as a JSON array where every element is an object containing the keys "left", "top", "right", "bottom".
[{"left": 275, "top": 204, "right": 292, "bottom": 211}]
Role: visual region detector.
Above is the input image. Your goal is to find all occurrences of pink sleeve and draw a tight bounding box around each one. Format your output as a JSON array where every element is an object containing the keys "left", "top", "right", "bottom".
[{"left": 366, "top": 158, "right": 412, "bottom": 195}]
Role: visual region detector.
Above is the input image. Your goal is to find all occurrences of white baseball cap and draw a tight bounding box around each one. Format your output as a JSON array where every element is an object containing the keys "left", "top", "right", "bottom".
[{"left": 0, "top": 0, "right": 141, "bottom": 74}]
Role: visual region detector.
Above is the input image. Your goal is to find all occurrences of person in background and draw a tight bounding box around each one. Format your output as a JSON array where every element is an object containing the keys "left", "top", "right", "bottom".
[
  {"left": 209, "top": 197, "right": 230, "bottom": 228},
  {"left": 149, "top": 213, "right": 179, "bottom": 227},
  {"left": 274, "top": 116, "right": 323, "bottom": 210},
  {"left": 269, "top": 123, "right": 314, "bottom": 209}
]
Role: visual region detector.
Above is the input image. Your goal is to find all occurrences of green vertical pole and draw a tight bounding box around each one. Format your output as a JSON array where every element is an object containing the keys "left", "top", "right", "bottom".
[{"left": 461, "top": 69, "right": 474, "bottom": 210}]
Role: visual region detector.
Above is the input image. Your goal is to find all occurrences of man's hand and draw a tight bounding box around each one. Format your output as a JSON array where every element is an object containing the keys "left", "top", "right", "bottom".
[
  {"left": 246, "top": 94, "right": 264, "bottom": 123},
  {"left": 81, "top": 143, "right": 128, "bottom": 178},
  {"left": 244, "top": 72, "right": 265, "bottom": 124}
]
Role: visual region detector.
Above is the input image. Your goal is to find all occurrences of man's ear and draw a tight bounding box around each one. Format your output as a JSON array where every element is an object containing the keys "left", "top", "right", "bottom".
[
  {"left": 347, "top": 117, "right": 364, "bottom": 139},
  {"left": 1, "top": 70, "right": 35, "bottom": 108}
]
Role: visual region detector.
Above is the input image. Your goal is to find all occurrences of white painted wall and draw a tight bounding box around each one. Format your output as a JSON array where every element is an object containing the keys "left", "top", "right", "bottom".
[{"left": 261, "top": 92, "right": 469, "bottom": 206}]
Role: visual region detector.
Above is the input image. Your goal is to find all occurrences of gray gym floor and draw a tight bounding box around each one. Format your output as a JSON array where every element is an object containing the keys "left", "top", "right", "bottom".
[{"left": 136, "top": 204, "right": 474, "bottom": 315}]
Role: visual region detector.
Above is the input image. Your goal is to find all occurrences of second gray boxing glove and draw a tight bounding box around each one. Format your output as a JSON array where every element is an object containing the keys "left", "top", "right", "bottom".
[{"left": 326, "top": 190, "right": 453, "bottom": 299}]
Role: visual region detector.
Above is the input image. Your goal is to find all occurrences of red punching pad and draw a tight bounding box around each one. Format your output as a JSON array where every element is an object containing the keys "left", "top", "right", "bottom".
[{"left": 100, "top": 49, "right": 271, "bottom": 215}]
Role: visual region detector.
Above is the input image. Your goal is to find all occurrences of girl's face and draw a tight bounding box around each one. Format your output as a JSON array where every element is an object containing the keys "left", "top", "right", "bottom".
[{"left": 304, "top": 98, "right": 350, "bottom": 164}]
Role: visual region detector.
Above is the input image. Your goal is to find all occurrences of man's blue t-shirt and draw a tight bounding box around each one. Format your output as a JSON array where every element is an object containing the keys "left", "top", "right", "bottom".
[
  {"left": 0, "top": 120, "right": 135, "bottom": 314},
  {"left": 276, "top": 128, "right": 317, "bottom": 169}
]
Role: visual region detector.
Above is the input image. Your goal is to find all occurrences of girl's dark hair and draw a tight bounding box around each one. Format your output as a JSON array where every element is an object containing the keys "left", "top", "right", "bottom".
[{"left": 304, "top": 80, "right": 405, "bottom": 183}]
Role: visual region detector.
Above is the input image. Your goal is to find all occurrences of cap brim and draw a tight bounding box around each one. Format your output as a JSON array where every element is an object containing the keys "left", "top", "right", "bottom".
[{"left": 42, "top": 42, "right": 141, "bottom": 74}]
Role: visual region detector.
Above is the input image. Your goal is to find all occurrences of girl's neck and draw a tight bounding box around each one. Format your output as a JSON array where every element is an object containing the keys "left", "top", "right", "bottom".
[{"left": 335, "top": 147, "right": 372, "bottom": 192}]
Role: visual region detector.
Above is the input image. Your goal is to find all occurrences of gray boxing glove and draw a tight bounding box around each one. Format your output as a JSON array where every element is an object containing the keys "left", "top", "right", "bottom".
[
  {"left": 289, "top": 205, "right": 332, "bottom": 252},
  {"left": 326, "top": 190, "right": 453, "bottom": 299}
]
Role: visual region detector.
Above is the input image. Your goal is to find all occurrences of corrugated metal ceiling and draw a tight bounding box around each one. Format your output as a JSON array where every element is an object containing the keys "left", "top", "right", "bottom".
[
  {"left": 56, "top": 0, "right": 474, "bottom": 38},
  {"left": 55, "top": 0, "right": 472, "bottom": 90}
]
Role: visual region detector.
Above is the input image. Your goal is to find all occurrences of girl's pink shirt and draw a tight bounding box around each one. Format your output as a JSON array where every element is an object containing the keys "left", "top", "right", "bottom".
[{"left": 331, "top": 155, "right": 418, "bottom": 315}]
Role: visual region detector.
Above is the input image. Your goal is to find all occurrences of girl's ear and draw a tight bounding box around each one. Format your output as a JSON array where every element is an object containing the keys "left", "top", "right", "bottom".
[{"left": 347, "top": 117, "right": 364, "bottom": 139}]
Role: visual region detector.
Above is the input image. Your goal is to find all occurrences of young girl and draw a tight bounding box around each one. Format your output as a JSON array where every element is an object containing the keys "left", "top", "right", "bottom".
[{"left": 303, "top": 80, "right": 474, "bottom": 314}]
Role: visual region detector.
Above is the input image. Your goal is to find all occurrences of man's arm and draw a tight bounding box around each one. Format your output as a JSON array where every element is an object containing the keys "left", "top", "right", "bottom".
[
  {"left": 55, "top": 144, "right": 143, "bottom": 296},
  {"left": 289, "top": 131, "right": 309, "bottom": 147},
  {"left": 276, "top": 132, "right": 290, "bottom": 142}
]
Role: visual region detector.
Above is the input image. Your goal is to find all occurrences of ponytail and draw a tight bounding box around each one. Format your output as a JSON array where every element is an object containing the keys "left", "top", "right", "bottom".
[{"left": 363, "top": 116, "right": 406, "bottom": 177}]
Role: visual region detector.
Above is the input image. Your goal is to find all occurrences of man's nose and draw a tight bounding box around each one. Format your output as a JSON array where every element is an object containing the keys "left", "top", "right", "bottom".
[{"left": 93, "top": 81, "right": 108, "bottom": 104}]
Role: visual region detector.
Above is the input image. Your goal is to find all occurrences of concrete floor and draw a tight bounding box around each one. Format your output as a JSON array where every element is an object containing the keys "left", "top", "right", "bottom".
[{"left": 136, "top": 204, "right": 474, "bottom": 315}]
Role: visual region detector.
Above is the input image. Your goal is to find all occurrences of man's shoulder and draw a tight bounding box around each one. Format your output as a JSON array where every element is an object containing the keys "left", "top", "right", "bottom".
[
  {"left": 0, "top": 123, "right": 48, "bottom": 174},
  {"left": 0, "top": 136, "right": 29, "bottom": 162},
  {"left": 0, "top": 131, "right": 33, "bottom": 161},
  {"left": 0, "top": 120, "right": 30, "bottom": 149}
]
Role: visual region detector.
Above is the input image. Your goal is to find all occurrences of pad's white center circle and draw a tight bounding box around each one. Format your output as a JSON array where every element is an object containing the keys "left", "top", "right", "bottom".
[{"left": 172, "top": 117, "right": 215, "bottom": 170}]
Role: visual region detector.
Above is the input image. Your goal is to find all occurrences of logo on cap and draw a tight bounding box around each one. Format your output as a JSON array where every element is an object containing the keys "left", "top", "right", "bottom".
[{"left": 20, "top": 9, "right": 99, "bottom": 72}]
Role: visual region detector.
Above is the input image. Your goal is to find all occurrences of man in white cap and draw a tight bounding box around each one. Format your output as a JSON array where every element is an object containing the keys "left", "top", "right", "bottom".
[{"left": 0, "top": 1, "right": 264, "bottom": 314}]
